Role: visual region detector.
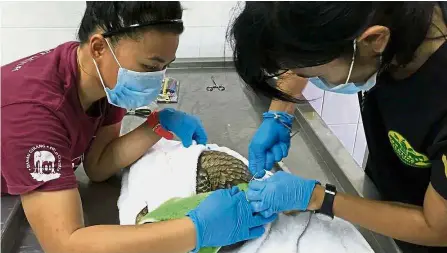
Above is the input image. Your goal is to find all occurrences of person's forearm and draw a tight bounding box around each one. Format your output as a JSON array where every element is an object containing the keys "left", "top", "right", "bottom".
[
  {"left": 309, "top": 185, "right": 447, "bottom": 246},
  {"left": 268, "top": 72, "right": 308, "bottom": 114},
  {"left": 269, "top": 99, "right": 298, "bottom": 114},
  {"left": 90, "top": 123, "right": 161, "bottom": 182},
  {"left": 67, "top": 218, "right": 196, "bottom": 253}
]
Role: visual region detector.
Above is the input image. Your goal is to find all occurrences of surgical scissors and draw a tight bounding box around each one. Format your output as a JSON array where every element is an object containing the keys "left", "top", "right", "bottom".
[
  {"left": 206, "top": 76, "right": 225, "bottom": 91},
  {"left": 126, "top": 108, "right": 152, "bottom": 118}
]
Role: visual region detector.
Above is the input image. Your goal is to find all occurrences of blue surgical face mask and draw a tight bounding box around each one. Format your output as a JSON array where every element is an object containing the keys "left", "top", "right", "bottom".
[
  {"left": 92, "top": 39, "right": 165, "bottom": 110},
  {"left": 309, "top": 40, "right": 378, "bottom": 95}
]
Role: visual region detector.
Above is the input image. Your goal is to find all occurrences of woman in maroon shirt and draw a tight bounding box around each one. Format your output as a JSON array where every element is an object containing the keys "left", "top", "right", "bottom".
[{"left": 1, "top": 2, "right": 274, "bottom": 253}]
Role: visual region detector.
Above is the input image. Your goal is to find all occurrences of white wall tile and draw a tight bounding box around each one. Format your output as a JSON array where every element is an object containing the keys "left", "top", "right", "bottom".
[
  {"left": 328, "top": 124, "right": 358, "bottom": 155},
  {"left": 224, "top": 29, "right": 234, "bottom": 57},
  {"left": 0, "top": 2, "right": 4, "bottom": 23},
  {"left": 220, "top": 1, "right": 243, "bottom": 27},
  {"left": 176, "top": 27, "right": 201, "bottom": 58},
  {"left": 0, "top": 9, "right": 3, "bottom": 67},
  {"left": 1, "top": 2, "right": 237, "bottom": 62},
  {"left": 1, "top": 1, "right": 85, "bottom": 28},
  {"left": 321, "top": 91, "right": 360, "bottom": 125},
  {"left": 178, "top": 2, "right": 238, "bottom": 57},
  {"left": 224, "top": 43, "right": 234, "bottom": 58},
  {"left": 181, "top": 2, "right": 205, "bottom": 27},
  {"left": 1, "top": 28, "right": 78, "bottom": 65},
  {"left": 353, "top": 123, "right": 367, "bottom": 167},
  {"left": 181, "top": 1, "right": 239, "bottom": 27},
  {"left": 302, "top": 81, "right": 325, "bottom": 116},
  {"left": 199, "top": 27, "right": 227, "bottom": 57}
]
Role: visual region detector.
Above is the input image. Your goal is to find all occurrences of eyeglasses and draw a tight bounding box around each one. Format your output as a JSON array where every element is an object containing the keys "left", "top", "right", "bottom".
[
  {"left": 102, "top": 19, "right": 183, "bottom": 38},
  {"left": 262, "top": 69, "right": 290, "bottom": 80}
]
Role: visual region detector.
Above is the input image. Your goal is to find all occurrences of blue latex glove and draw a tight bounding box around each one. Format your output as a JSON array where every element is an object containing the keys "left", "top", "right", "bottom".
[
  {"left": 158, "top": 108, "right": 208, "bottom": 147},
  {"left": 249, "top": 111, "right": 294, "bottom": 177},
  {"left": 246, "top": 171, "right": 319, "bottom": 218},
  {"left": 187, "top": 187, "right": 277, "bottom": 252}
]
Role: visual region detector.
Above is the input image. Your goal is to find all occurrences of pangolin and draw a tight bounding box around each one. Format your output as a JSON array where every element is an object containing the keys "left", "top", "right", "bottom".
[
  {"left": 135, "top": 150, "right": 252, "bottom": 250},
  {"left": 135, "top": 150, "right": 297, "bottom": 250}
]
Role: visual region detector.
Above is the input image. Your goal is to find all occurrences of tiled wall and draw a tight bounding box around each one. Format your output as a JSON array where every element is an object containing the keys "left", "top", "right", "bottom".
[
  {"left": 302, "top": 81, "right": 367, "bottom": 168},
  {"left": 0, "top": 1, "right": 238, "bottom": 65},
  {"left": 1, "top": 1, "right": 85, "bottom": 65},
  {"left": 177, "top": 1, "right": 237, "bottom": 58}
]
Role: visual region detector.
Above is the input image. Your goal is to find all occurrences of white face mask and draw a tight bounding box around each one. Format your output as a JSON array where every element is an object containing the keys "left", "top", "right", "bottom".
[{"left": 309, "top": 40, "right": 378, "bottom": 94}]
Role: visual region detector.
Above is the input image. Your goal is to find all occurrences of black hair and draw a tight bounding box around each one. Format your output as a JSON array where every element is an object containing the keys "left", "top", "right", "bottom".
[
  {"left": 77, "top": 1, "right": 183, "bottom": 44},
  {"left": 229, "top": 2, "right": 447, "bottom": 102}
]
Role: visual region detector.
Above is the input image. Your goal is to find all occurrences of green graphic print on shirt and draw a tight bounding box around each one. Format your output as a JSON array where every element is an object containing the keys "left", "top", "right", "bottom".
[{"left": 388, "top": 130, "right": 431, "bottom": 168}]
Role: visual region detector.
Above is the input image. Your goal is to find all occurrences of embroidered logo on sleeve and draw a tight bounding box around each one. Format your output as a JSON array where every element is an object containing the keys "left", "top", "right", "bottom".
[
  {"left": 388, "top": 130, "right": 431, "bottom": 168},
  {"left": 26, "top": 145, "right": 62, "bottom": 182},
  {"left": 442, "top": 154, "right": 447, "bottom": 178}
]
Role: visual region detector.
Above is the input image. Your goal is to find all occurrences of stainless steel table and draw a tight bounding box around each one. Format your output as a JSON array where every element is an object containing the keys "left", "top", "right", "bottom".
[{"left": 2, "top": 68, "right": 400, "bottom": 253}]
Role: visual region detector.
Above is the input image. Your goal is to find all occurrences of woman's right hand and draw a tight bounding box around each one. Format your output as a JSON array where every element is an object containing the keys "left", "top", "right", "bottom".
[
  {"left": 187, "top": 187, "right": 277, "bottom": 252},
  {"left": 246, "top": 171, "right": 319, "bottom": 218}
]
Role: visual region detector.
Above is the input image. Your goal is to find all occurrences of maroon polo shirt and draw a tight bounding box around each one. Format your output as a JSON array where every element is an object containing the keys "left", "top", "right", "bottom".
[{"left": 1, "top": 41, "right": 126, "bottom": 195}]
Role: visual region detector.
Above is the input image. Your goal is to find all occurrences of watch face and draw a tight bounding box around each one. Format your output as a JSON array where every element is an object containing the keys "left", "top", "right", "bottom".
[{"left": 326, "top": 184, "right": 336, "bottom": 193}]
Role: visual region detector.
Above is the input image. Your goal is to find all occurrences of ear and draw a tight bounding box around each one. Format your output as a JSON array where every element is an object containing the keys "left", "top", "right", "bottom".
[
  {"left": 88, "top": 34, "right": 107, "bottom": 62},
  {"left": 357, "top": 25, "right": 390, "bottom": 55}
]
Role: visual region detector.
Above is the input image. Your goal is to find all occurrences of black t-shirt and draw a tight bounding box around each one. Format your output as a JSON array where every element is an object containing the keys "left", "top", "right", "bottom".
[{"left": 360, "top": 41, "right": 447, "bottom": 253}]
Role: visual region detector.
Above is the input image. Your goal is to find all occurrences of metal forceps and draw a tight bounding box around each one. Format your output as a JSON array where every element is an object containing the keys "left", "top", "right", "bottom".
[{"left": 206, "top": 76, "right": 225, "bottom": 91}]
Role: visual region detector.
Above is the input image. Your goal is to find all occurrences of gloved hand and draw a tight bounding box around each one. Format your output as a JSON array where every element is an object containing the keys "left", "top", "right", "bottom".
[
  {"left": 246, "top": 171, "right": 319, "bottom": 218},
  {"left": 187, "top": 187, "right": 277, "bottom": 252},
  {"left": 249, "top": 111, "right": 294, "bottom": 177},
  {"left": 158, "top": 108, "right": 208, "bottom": 147}
]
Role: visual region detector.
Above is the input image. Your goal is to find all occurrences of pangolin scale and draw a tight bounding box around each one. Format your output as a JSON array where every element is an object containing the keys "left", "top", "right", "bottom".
[{"left": 196, "top": 150, "right": 252, "bottom": 193}]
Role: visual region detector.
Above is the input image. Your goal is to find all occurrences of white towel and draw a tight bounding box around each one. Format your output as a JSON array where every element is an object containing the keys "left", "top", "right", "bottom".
[
  {"left": 118, "top": 139, "right": 206, "bottom": 225},
  {"left": 118, "top": 139, "right": 374, "bottom": 253}
]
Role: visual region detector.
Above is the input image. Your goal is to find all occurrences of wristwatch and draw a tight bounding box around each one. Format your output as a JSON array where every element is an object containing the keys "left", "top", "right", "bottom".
[
  {"left": 315, "top": 184, "right": 337, "bottom": 221},
  {"left": 146, "top": 111, "right": 174, "bottom": 140}
]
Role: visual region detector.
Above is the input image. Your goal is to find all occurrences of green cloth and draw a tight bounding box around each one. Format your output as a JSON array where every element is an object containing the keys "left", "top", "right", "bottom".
[{"left": 136, "top": 183, "right": 249, "bottom": 253}]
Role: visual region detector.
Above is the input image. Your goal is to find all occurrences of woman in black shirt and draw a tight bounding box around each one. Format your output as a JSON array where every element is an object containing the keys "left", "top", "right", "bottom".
[{"left": 233, "top": 2, "right": 447, "bottom": 252}]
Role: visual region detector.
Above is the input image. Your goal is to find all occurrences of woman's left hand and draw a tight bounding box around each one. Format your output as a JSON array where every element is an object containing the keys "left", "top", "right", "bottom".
[
  {"left": 158, "top": 108, "right": 208, "bottom": 147},
  {"left": 246, "top": 171, "right": 319, "bottom": 218},
  {"left": 248, "top": 111, "right": 294, "bottom": 177}
]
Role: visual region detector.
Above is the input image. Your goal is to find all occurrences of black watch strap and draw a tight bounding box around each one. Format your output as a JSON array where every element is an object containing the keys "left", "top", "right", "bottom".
[{"left": 316, "top": 184, "right": 337, "bottom": 219}]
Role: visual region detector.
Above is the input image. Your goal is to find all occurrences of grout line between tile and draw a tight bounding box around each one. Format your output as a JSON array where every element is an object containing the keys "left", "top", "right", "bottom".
[{"left": 352, "top": 122, "right": 360, "bottom": 155}]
